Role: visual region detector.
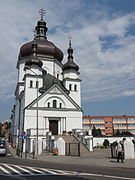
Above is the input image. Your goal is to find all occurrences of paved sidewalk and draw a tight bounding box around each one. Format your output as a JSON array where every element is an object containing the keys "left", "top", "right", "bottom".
[{"left": 9, "top": 146, "right": 135, "bottom": 169}]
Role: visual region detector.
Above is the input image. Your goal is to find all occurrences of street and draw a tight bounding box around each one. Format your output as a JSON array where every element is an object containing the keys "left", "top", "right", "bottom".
[{"left": 0, "top": 148, "right": 135, "bottom": 180}]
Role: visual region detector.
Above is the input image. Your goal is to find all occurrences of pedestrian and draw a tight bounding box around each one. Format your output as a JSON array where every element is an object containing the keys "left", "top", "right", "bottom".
[{"left": 115, "top": 141, "right": 124, "bottom": 163}]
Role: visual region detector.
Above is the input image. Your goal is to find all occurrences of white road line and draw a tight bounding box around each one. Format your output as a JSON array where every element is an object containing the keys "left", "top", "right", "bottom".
[
  {"left": 26, "top": 166, "right": 45, "bottom": 174},
  {"left": 0, "top": 166, "right": 10, "bottom": 174},
  {"left": 80, "top": 172, "right": 135, "bottom": 180},
  {"left": 39, "top": 168, "right": 58, "bottom": 175},
  {"left": 0, "top": 163, "right": 134, "bottom": 179},
  {"left": 50, "top": 169, "right": 73, "bottom": 175},
  {"left": 2, "top": 164, "right": 23, "bottom": 175},
  {"left": 13, "top": 165, "right": 35, "bottom": 175}
]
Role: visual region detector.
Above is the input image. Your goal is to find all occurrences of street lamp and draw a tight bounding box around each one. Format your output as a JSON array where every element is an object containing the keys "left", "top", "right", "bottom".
[{"left": 25, "top": 65, "right": 39, "bottom": 155}]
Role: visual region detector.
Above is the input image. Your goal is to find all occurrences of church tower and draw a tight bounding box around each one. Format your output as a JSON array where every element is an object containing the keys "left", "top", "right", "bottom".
[
  {"left": 62, "top": 38, "right": 81, "bottom": 106},
  {"left": 11, "top": 9, "right": 82, "bottom": 154}
]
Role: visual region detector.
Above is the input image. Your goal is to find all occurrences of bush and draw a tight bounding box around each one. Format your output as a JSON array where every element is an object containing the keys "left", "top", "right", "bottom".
[{"left": 103, "top": 139, "right": 109, "bottom": 147}]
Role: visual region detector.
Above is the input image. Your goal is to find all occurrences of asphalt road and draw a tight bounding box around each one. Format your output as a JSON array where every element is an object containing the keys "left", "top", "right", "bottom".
[{"left": 0, "top": 149, "right": 135, "bottom": 180}]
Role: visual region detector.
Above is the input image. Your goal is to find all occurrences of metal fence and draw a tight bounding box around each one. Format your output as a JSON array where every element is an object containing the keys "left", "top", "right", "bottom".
[{"left": 65, "top": 143, "right": 80, "bottom": 156}]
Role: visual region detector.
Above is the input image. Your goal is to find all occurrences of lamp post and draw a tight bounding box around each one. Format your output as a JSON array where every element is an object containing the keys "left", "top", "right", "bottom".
[{"left": 25, "top": 66, "right": 39, "bottom": 155}]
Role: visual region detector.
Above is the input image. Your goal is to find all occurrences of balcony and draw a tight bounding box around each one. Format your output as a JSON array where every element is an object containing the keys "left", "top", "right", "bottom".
[{"left": 27, "top": 128, "right": 49, "bottom": 137}]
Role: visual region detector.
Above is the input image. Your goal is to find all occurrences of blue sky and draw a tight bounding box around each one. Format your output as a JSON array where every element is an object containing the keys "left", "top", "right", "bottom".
[{"left": 1, "top": 0, "right": 135, "bottom": 121}]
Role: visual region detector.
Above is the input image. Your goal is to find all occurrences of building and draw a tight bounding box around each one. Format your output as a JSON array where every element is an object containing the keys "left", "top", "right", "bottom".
[
  {"left": 10, "top": 11, "right": 82, "bottom": 153},
  {"left": 83, "top": 116, "right": 135, "bottom": 136}
]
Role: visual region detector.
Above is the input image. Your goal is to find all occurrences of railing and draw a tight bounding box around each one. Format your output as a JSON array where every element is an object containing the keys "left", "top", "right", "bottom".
[
  {"left": 72, "top": 129, "right": 93, "bottom": 151},
  {"left": 27, "top": 128, "right": 49, "bottom": 136}
]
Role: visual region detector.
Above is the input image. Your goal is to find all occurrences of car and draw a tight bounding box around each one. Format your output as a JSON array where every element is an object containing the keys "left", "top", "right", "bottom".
[{"left": 0, "top": 143, "right": 6, "bottom": 157}]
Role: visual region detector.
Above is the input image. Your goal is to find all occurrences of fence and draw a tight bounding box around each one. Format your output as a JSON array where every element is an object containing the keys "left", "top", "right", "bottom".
[{"left": 65, "top": 143, "right": 80, "bottom": 156}]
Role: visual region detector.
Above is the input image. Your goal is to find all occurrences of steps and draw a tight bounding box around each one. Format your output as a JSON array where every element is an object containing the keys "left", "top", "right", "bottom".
[{"left": 54, "top": 135, "right": 91, "bottom": 157}]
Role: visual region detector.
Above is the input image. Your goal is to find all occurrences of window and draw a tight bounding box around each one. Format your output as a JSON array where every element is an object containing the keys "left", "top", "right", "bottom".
[
  {"left": 53, "top": 100, "right": 57, "bottom": 108},
  {"left": 57, "top": 74, "right": 59, "bottom": 79},
  {"left": 30, "top": 80, "right": 33, "bottom": 88},
  {"left": 74, "top": 84, "right": 77, "bottom": 91},
  {"left": 47, "top": 102, "right": 50, "bottom": 108},
  {"left": 59, "top": 103, "right": 62, "bottom": 108},
  {"left": 69, "top": 84, "right": 72, "bottom": 91},
  {"left": 36, "top": 81, "right": 39, "bottom": 88}
]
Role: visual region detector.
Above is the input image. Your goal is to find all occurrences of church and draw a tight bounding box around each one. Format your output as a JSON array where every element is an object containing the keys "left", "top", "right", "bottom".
[{"left": 10, "top": 10, "right": 83, "bottom": 153}]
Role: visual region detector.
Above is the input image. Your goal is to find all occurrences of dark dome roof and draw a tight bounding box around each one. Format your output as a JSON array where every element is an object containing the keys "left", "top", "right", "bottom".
[
  {"left": 62, "top": 41, "right": 79, "bottom": 71},
  {"left": 18, "top": 18, "right": 63, "bottom": 62},
  {"left": 19, "top": 39, "right": 63, "bottom": 62}
]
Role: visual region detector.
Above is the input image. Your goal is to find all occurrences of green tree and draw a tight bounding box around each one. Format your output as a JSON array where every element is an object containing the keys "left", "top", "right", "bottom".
[
  {"left": 103, "top": 139, "right": 109, "bottom": 147},
  {"left": 92, "top": 127, "right": 102, "bottom": 137}
]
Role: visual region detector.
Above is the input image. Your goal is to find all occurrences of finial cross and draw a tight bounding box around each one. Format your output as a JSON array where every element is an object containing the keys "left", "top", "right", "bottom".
[
  {"left": 39, "top": 8, "right": 46, "bottom": 20},
  {"left": 68, "top": 35, "right": 72, "bottom": 47},
  {"left": 68, "top": 35, "right": 72, "bottom": 40}
]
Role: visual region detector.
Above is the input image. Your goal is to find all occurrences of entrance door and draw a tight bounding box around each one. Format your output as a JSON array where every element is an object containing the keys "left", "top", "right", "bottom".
[{"left": 49, "top": 120, "right": 58, "bottom": 135}]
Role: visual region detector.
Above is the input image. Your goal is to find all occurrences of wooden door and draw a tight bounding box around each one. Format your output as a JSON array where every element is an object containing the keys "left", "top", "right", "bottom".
[{"left": 49, "top": 120, "right": 58, "bottom": 135}]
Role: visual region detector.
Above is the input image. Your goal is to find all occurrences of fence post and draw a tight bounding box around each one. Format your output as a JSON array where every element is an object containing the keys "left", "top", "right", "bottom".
[
  {"left": 78, "top": 143, "right": 80, "bottom": 156},
  {"left": 69, "top": 143, "right": 70, "bottom": 156}
]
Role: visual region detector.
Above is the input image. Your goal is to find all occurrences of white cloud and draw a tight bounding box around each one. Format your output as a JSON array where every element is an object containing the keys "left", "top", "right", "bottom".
[{"left": 0, "top": 0, "right": 135, "bottom": 105}]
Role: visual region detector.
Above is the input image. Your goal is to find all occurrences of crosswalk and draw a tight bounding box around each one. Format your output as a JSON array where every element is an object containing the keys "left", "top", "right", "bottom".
[
  {"left": 0, "top": 163, "right": 77, "bottom": 176},
  {"left": 0, "top": 163, "right": 135, "bottom": 180}
]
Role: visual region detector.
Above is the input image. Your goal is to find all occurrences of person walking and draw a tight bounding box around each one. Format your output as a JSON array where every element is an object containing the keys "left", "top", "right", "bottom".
[{"left": 116, "top": 141, "right": 124, "bottom": 163}]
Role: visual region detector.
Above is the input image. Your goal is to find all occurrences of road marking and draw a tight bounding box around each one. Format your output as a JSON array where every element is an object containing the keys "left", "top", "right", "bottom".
[
  {"left": 26, "top": 166, "right": 45, "bottom": 174},
  {"left": 0, "top": 163, "right": 134, "bottom": 179},
  {"left": 2, "top": 164, "right": 23, "bottom": 175},
  {"left": 79, "top": 172, "right": 135, "bottom": 180},
  {"left": 7, "top": 153, "right": 11, "bottom": 156},
  {"left": 13, "top": 165, "right": 35, "bottom": 175},
  {"left": 0, "top": 165, "right": 10, "bottom": 174},
  {"left": 39, "top": 168, "right": 58, "bottom": 175}
]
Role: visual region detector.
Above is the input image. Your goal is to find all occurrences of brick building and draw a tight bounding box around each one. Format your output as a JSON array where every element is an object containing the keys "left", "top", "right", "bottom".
[{"left": 83, "top": 116, "right": 135, "bottom": 136}]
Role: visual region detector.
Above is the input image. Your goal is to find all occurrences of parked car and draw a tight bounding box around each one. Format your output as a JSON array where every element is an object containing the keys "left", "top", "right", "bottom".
[{"left": 0, "top": 143, "right": 6, "bottom": 156}]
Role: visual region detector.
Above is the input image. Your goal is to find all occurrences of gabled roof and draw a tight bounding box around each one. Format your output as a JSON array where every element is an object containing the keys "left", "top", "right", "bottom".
[
  {"left": 39, "top": 73, "right": 70, "bottom": 94},
  {"left": 25, "top": 84, "right": 82, "bottom": 111}
]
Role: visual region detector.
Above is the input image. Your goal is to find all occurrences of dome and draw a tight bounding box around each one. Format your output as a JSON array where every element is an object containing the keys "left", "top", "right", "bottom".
[
  {"left": 18, "top": 18, "right": 63, "bottom": 62},
  {"left": 25, "top": 41, "right": 43, "bottom": 68},
  {"left": 19, "top": 39, "right": 63, "bottom": 62},
  {"left": 62, "top": 40, "right": 79, "bottom": 71}
]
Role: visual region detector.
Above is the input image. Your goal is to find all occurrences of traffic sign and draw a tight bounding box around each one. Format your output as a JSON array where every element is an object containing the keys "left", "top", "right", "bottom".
[
  {"left": 22, "top": 131, "right": 26, "bottom": 136},
  {"left": 18, "top": 135, "right": 22, "bottom": 139},
  {"left": 22, "top": 136, "right": 26, "bottom": 140}
]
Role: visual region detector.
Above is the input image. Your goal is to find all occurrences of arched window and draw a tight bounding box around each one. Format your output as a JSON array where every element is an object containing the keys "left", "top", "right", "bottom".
[
  {"left": 47, "top": 102, "right": 50, "bottom": 108},
  {"left": 74, "top": 84, "right": 77, "bottom": 91},
  {"left": 69, "top": 84, "right": 72, "bottom": 91},
  {"left": 59, "top": 103, "right": 62, "bottom": 108},
  {"left": 57, "top": 74, "right": 59, "bottom": 79},
  {"left": 53, "top": 100, "right": 57, "bottom": 108},
  {"left": 30, "top": 80, "right": 33, "bottom": 88}
]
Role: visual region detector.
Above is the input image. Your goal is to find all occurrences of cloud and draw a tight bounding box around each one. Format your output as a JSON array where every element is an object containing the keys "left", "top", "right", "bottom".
[{"left": 0, "top": 0, "right": 135, "bottom": 106}]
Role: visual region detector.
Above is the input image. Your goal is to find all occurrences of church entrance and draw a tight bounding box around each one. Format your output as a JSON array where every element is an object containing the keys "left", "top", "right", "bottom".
[{"left": 49, "top": 120, "right": 58, "bottom": 135}]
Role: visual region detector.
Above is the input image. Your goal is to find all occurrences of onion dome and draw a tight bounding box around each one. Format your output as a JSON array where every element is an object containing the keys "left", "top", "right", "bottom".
[
  {"left": 25, "top": 40, "right": 43, "bottom": 68},
  {"left": 18, "top": 13, "right": 63, "bottom": 62},
  {"left": 62, "top": 39, "right": 79, "bottom": 71}
]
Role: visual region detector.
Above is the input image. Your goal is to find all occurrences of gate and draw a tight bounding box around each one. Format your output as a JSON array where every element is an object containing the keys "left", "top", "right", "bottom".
[{"left": 65, "top": 143, "right": 80, "bottom": 156}]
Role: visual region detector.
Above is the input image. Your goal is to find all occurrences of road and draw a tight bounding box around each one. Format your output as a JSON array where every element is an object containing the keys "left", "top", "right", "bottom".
[{"left": 0, "top": 149, "right": 135, "bottom": 180}]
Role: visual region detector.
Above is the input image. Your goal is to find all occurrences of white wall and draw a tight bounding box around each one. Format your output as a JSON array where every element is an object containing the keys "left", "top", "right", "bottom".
[{"left": 93, "top": 136, "right": 134, "bottom": 147}]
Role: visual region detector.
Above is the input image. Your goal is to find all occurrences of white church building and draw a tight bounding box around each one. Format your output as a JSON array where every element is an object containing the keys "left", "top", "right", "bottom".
[{"left": 10, "top": 12, "right": 83, "bottom": 154}]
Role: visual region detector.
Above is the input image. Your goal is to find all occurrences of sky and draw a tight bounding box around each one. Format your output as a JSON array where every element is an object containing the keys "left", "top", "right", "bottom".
[{"left": 1, "top": 0, "right": 135, "bottom": 121}]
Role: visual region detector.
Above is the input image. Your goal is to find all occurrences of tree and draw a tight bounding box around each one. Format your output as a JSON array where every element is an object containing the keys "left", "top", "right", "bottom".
[
  {"left": 103, "top": 139, "right": 109, "bottom": 147},
  {"left": 92, "top": 127, "right": 102, "bottom": 137},
  {"left": 116, "top": 129, "right": 121, "bottom": 136}
]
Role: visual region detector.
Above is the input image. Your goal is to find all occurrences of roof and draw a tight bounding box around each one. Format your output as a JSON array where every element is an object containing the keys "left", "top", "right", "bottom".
[{"left": 39, "top": 73, "right": 70, "bottom": 94}]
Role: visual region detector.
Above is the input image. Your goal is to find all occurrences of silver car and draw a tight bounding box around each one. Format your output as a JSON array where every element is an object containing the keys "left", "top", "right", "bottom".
[{"left": 0, "top": 143, "right": 6, "bottom": 156}]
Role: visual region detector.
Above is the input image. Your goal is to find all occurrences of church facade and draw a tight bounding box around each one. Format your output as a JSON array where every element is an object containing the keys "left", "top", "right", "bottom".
[{"left": 10, "top": 12, "right": 82, "bottom": 153}]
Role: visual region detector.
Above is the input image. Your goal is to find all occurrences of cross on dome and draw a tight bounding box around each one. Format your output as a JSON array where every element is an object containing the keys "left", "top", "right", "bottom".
[
  {"left": 68, "top": 35, "right": 72, "bottom": 48},
  {"left": 39, "top": 8, "right": 46, "bottom": 20}
]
